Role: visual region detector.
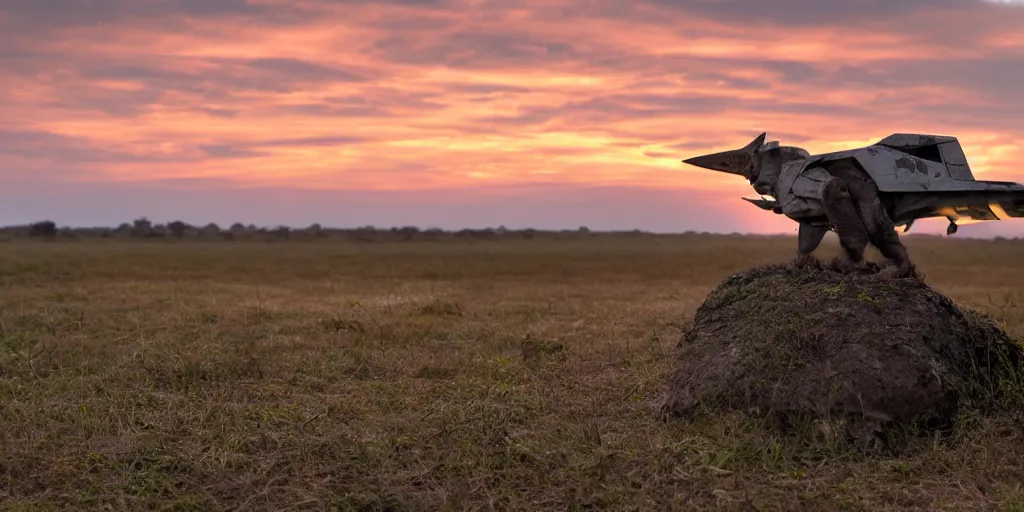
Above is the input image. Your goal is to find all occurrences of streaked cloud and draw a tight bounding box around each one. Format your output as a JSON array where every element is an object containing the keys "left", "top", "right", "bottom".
[{"left": 1, "top": 0, "right": 1023, "bottom": 235}]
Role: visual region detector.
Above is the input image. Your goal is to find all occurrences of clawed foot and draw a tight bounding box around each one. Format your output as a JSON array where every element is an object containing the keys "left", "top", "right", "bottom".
[
  {"left": 827, "top": 256, "right": 857, "bottom": 273},
  {"left": 881, "top": 262, "right": 917, "bottom": 279},
  {"left": 791, "top": 253, "right": 822, "bottom": 270},
  {"left": 827, "top": 257, "right": 879, "bottom": 274}
]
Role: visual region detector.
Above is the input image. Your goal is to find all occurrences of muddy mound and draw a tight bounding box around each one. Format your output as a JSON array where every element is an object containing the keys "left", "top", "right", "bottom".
[{"left": 663, "top": 263, "right": 1022, "bottom": 450}]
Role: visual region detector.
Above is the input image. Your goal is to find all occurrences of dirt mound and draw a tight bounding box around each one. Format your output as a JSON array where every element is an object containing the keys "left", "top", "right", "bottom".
[{"left": 662, "top": 263, "right": 1023, "bottom": 451}]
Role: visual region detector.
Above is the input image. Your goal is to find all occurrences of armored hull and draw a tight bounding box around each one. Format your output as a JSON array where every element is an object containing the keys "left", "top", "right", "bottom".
[
  {"left": 683, "top": 132, "right": 1024, "bottom": 231},
  {"left": 682, "top": 131, "right": 1023, "bottom": 272},
  {"left": 799, "top": 134, "right": 1024, "bottom": 226}
]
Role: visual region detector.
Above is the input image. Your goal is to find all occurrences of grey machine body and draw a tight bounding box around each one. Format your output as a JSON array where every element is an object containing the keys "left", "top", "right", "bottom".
[{"left": 682, "top": 132, "right": 1024, "bottom": 274}]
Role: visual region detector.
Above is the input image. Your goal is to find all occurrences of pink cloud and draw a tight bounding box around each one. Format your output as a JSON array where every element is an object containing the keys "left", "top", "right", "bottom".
[{"left": 1, "top": 0, "right": 1023, "bottom": 234}]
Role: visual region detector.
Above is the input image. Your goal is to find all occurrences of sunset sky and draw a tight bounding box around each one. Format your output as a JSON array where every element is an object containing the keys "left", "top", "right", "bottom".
[{"left": 2, "top": 0, "right": 1024, "bottom": 235}]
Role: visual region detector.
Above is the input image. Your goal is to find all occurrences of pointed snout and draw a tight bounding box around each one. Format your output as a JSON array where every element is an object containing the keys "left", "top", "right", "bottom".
[
  {"left": 681, "top": 150, "right": 750, "bottom": 177},
  {"left": 682, "top": 153, "right": 722, "bottom": 170},
  {"left": 681, "top": 132, "right": 766, "bottom": 177}
]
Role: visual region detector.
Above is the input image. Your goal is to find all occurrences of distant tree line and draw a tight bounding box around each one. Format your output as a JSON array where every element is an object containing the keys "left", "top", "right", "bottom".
[
  {"left": 11, "top": 219, "right": 1010, "bottom": 243},
  {"left": 3, "top": 218, "right": 678, "bottom": 242}
]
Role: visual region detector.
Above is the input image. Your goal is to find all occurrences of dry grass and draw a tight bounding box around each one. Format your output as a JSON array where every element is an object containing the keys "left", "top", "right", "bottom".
[{"left": 1, "top": 233, "right": 1023, "bottom": 511}]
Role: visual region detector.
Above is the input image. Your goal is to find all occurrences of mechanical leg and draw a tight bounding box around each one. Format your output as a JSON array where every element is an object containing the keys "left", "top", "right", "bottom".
[
  {"left": 827, "top": 163, "right": 914, "bottom": 277},
  {"left": 795, "top": 223, "right": 828, "bottom": 267},
  {"left": 821, "top": 177, "right": 870, "bottom": 266},
  {"left": 854, "top": 195, "right": 913, "bottom": 276}
]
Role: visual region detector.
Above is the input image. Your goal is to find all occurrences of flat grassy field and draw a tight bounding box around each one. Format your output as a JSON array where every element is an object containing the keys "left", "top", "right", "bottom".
[{"left": 1, "top": 234, "right": 1023, "bottom": 511}]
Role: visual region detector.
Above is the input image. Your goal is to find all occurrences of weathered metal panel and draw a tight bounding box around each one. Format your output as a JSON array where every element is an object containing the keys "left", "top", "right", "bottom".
[
  {"left": 946, "top": 164, "right": 973, "bottom": 180},
  {"left": 875, "top": 133, "right": 957, "bottom": 147},
  {"left": 790, "top": 167, "right": 830, "bottom": 200},
  {"left": 805, "top": 145, "right": 1018, "bottom": 193},
  {"left": 939, "top": 142, "right": 969, "bottom": 166},
  {"left": 938, "top": 142, "right": 976, "bottom": 180},
  {"left": 775, "top": 163, "right": 828, "bottom": 220}
]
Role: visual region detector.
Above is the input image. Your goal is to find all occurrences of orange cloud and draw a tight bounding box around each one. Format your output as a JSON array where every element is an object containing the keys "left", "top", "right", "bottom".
[{"left": 1, "top": 0, "right": 1024, "bottom": 234}]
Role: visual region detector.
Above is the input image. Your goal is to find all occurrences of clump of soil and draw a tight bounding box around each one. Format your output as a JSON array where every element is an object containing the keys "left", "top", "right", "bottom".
[{"left": 662, "top": 263, "right": 1023, "bottom": 451}]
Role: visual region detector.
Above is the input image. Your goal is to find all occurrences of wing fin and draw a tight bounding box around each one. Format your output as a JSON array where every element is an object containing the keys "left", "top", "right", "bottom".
[
  {"left": 742, "top": 196, "right": 781, "bottom": 213},
  {"left": 892, "top": 189, "right": 1024, "bottom": 226}
]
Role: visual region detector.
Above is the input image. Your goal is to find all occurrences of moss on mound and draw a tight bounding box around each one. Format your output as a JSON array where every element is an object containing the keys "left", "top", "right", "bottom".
[{"left": 662, "top": 263, "right": 1023, "bottom": 451}]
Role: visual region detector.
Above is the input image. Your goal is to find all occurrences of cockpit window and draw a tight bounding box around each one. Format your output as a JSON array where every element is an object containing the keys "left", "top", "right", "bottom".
[{"left": 899, "top": 145, "right": 943, "bottom": 163}]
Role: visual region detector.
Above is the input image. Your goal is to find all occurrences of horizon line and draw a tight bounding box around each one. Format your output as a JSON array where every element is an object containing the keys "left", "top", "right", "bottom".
[{"left": 4, "top": 220, "right": 1017, "bottom": 241}]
